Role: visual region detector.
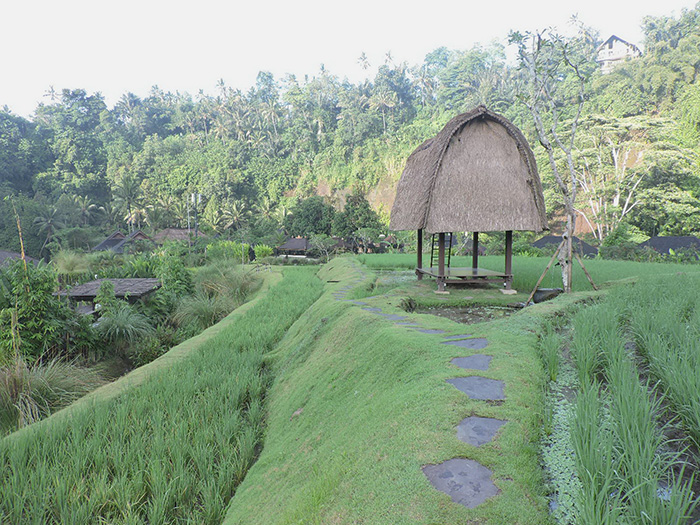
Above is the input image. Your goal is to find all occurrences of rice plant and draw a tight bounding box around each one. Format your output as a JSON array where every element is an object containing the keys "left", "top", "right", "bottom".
[
  {"left": 0, "top": 267, "right": 323, "bottom": 523},
  {"left": 539, "top": 329, "right": 561, "bottom": 382}
]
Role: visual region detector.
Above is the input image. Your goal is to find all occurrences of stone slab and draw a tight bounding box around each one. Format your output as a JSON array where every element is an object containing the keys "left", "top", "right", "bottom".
[
  {"left": 361, "top": 307, "right": 382, "bottom": 313},
  {"left": 446, "top": 377, "right": 505, "bottom": 400},
  {"left": 443, "top": 334, "right": 473, "bottom": 340},
  {"left": 441, "top": 338, "right": 489, "bottom": 350},
  {"left": 376, "top": 313, "right": 408, "bottom": 321},
  {"left": 422, "top": 458, "right": 499, "bottom": 508},
  {"left": 456, "top": 416, "right": 507, "bottom": 446},
  {"left": 413, "top": 328, "right": 446, "bottom": 334},
  {"left": 451, "top": 355, "right": 492, "bottom": 371}
]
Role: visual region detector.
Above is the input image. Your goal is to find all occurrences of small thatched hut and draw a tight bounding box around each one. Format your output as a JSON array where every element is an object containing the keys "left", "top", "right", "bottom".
[{"left": 390, "top": 105, "right": 548, "bottom": 291}]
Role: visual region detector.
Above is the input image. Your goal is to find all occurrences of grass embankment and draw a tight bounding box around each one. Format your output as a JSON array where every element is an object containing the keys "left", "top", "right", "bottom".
[
  {"left": 358, "top": 253, "right": 700, "bottom": 292},
  {"left": 225, "top": 258, "right": 558, "bottom": 524},
  {"left": 0, "top": 266, "right": 323, "bottom": 524}
]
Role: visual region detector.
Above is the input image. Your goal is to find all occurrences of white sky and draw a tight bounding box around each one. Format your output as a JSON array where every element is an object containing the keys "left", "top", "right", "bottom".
[{"left": 1, "top": 0, "right": 697, "bottom": 118}]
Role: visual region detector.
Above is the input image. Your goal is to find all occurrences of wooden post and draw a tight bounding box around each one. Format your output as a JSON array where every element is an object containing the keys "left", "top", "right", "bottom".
[
  {"left": 437, "top": 232, "right": 446, "bottom": 292},
  {"left": 472, "top": 232, "right": 479, "bottom": 271},
  {"left": 416, "top": 229, "right": 423, "bottom": 280},
  {"left": 505, "top": 230, "right": 513, "bottom": 289}
]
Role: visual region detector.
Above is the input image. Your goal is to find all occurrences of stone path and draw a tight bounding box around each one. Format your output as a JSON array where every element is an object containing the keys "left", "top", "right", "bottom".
[
  {"left": 441, "top": 338, "right": 489, "bottom": 350},
  {"left": 446, "top": 377, "right": 505, "bottom": 401},
  {"left": 422, "top": 459, "right": 500, "bottom": 508},
  {"left": 451, "top": 355, "right": 492, "bottom": 371},
  {"left": 456, "top": 417, "right": 507, "bottom": 446},
  {"left": 328, "top": 272, "right": 507, "bottom": 510}
]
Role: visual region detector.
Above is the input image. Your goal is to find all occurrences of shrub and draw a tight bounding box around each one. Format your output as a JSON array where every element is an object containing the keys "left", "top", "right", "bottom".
[
  {"left": 96, "top": 303, "right": 154, "bottom": 356},
  {"left": 206, "top": 240, "right": 250, "bottom": 263},
  {"left": 254, "top": 244, "right": 274, "bottom": 259}
]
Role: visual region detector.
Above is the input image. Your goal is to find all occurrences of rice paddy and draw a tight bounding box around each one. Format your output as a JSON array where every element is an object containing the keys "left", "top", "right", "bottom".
[{"left": 0, "top": 267, "right": 322, "bottom": 523}]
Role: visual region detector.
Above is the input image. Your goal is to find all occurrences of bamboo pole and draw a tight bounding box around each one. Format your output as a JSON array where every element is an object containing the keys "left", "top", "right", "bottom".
[
  {"left": 526, "top": 241, "right": 564, "bottom": 305},
  {"left": 574, "top": 252, "right": 598, "bottom": 291}
]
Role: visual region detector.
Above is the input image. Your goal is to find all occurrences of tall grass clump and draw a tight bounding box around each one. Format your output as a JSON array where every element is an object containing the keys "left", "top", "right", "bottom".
[
  {"left": 174, "top": 262, "right": 259, "bottom": 332},
  {"left": 0, "top": 267, "right": 322, "bottom": 523},
  {"left": 0, "top": 357, "right": 105, "bottom": 435}
]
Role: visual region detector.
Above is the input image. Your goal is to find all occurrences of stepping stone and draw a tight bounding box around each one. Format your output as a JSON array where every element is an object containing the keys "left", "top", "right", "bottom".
[
  {"left": 451, "top": 355, "right": 492, "bottom": 371},
  {"left": 456, "top": 416, "right": 507, "bottom": 446},
  {"left": 396, "top": 322, "right": 419, "bottom": 326},
  {"left": 441, "top": 338, "right": 489, "bottom": 350},
  {"left": 413, "top": 328, "right": 446, "bottom": 335},
  {"left": 362, "top": 307, "right": 382, "bottom": 313},
  {"left": 443, "top": 334, "right": 473, "bottom": 340},
  {"left": 422, "top": 458, "right": 499, "bottom": 508},
  {"left": 446, "top": 377, "right": 505, "bottom": 400},
  {"left": 376, "top": 313, "right": 408, "bottom": 321},
  {"left": 350, "top": 301, "right": 368, "bottom": 305}
]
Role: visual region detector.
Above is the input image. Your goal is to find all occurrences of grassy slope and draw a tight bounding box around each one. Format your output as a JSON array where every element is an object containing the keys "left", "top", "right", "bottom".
[{"left": 225, "top": 258, "right": 584, "bottom": 524}]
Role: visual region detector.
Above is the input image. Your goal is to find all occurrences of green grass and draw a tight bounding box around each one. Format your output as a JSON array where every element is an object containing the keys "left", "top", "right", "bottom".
[
  {"left": 0, "top": 267, "right": 323, "bottom": 523},
  {"left": 224, "top": 258, "right": 554, "bottom": 524},
  {"left": 357, "top": 253, "right": 700, "bottom": 292}
]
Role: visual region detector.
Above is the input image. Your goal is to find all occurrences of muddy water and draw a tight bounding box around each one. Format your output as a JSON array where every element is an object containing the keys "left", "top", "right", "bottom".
[{"left": 418, "top": 305, "right": 517, "bottom": 325}]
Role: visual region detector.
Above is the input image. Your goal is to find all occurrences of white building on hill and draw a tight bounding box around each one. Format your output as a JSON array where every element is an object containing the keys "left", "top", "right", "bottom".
[{"left": 596, "top": 35, "right": 642, "bottom": 73}]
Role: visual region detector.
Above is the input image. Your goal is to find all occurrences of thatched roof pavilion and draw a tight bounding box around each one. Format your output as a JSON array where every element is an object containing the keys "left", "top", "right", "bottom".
[{"left": 390, "top": 105, "right": 548, "bottom": 291}]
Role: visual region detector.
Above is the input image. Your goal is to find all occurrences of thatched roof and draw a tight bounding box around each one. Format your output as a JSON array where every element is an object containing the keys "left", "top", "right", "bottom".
[
  {"left": 93, "top": 230, "right": 155, "bottom": 253},
  {"left": 390, "top": 106, "right": 547, "bottom": 234},
  {"left": 56, "top": 278, "right": 161, "bottom": 302},
  {"left": 0, "top": 250, "right": 39, "bottom": 266},
  {"left": 278, "top": 238, "right": 309, "bottom": 252},
  {"left": 532, "top": 235, "right": 598, "bottom": 257},
  {"left": 153, "top": 228, "right": 206, "bottom": 243},
  {"left": 639, "top": 236, "right": 700, "bottom": 254}
]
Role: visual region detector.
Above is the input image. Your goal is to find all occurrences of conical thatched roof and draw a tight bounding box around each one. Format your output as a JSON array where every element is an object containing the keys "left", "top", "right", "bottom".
[{"left": 390, "top": 106, "right": 547, "bottom": 233}]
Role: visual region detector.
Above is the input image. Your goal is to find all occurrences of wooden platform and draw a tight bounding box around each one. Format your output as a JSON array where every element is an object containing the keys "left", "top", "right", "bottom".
[{"left": 416, "top": 267, "right": 510, "bottom": 285}]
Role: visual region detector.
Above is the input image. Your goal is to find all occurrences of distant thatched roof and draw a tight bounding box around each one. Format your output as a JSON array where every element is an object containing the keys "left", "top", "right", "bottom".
[
  {"left": 390, "top": 106, "right": 547, "bottom": 234},
  {"left": 639, "top": 236, "right": 700, "bottom": 254},
  {"left": 278, "top": 238, "right": 309, "bottom": 251},
  {"left": 0, "top": 250, "right": 39, "bottom": 267},
  {"left": 93, "top": 230, "right": 154, "bottom": 253},
  {"left": 56, "top": 278, "right": 161, "bottom": 302},
  {"left": 532, "top": 235, "right": 598, "bottom": 257},
  {"left": 153, "top": 228, "right": 206, "bottom": 243}
]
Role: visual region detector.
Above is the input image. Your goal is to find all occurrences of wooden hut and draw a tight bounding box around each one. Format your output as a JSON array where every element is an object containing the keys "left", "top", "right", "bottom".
[{"left": 390, "top": 106, "right": 548, "bottom": 291}]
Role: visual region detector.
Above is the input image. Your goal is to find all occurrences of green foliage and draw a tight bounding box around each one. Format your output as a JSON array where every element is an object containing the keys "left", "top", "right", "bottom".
[
  {"left": 285, "top": 196, "right": 335, "bottom": 237},
  {"left": 0, "top": 261, "right": 81, "bottom": 361},
  {"left": 205, "top": 240, "right": 248, "bottom": 263},
  {"left": 253, "top": 244, "right": 273, "bottom": 259},
  {"left": 96, "top": 302, "right": 154, "bottom": 356}
]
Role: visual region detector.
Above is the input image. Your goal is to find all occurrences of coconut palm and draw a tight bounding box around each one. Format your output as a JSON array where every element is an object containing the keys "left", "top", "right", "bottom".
[
  {"left": 113, "top": 174, "right": 142, "bottom": 232},
  {"left": 33, "top": 207, "right": 64, "bottom": 255}
]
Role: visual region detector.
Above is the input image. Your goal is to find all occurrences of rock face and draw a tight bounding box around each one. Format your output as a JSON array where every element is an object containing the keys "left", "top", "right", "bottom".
[{"left": 422, "top": 458, "right": 500, "bottom": 508}]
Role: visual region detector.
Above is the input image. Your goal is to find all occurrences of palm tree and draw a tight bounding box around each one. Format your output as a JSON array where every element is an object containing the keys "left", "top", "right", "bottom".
[
  {"left": 222, "top": 200, "right": 251, "bottom": 232},
  {"left": 74, "top": 196, "right": 97, "bottom": 226},
  {"left": 113, "top": 174, "right": 142, "bottom": 233},
  {"left": 33, "top": 208, "right": 64, "bottom": 255}
]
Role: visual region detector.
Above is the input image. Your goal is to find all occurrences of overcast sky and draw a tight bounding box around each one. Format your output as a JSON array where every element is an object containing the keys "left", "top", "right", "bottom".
[{"left": 1, "top": 0, "right": 697, "bottom": 118}]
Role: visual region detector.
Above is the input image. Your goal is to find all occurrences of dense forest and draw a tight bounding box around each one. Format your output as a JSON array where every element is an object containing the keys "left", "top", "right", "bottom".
[{"left": 1, "top": 5, "right": 700, "bottom": 258}]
